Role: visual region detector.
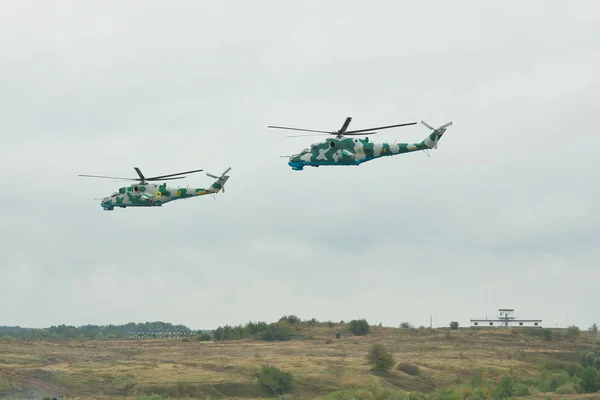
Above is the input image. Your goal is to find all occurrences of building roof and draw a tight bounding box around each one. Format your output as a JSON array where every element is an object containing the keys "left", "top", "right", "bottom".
[{"left": 470, "top": 319, "right": 542, "bottom": 322}]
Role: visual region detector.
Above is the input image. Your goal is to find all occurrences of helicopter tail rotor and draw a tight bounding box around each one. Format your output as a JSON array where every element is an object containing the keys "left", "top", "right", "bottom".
[
  {"left": 206, "top": 167, "right": 232, "bottom": 194},
  {"left": 421, "top": 121, "right": 453, "bottom": 149}
]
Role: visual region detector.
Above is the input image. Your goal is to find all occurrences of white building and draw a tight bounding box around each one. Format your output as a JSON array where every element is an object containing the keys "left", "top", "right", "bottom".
[{"left": 470, "top": 308, "right": 542, "bottom": 328}]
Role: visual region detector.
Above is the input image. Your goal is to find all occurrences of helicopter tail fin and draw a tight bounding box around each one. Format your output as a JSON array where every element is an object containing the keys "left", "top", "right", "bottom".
[
  {"left": 205, "top": 167, "right": 231, "bottom": 194},
  {"left": 419, "top": 121, "right": 452, "bottom": 149}
]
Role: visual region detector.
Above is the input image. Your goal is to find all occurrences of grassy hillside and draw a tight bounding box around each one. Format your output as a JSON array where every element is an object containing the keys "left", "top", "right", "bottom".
[{"left": 0, "top": 321, "right": 599, "bottom": 399}]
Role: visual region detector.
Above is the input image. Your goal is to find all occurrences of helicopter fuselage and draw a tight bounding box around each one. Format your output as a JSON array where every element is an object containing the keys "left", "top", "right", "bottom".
[
  {"left": 100, "top": 181, "right": 224, "bottom": 211},
  {"left": 287, "top": 136, "right": 431, "bottom": 171}
]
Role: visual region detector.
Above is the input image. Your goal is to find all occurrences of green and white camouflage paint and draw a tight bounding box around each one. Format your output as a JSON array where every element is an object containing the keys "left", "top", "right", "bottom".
[
  {"left": 287, "top": 121, "right": 452, "bottom": 171},
  {"left": 98, "top": 168, "right": 230, "bottom": 211}
]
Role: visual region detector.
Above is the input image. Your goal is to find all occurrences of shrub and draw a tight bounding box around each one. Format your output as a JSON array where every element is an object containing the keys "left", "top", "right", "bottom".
[
  {"left": 134, "top": 395, "right": 165, "bottom": 400},
  {"left": 396, "top": 363, "right": 420, "bottom": 376},
  {"left": 256, "top": 365, "right": 293, "bottom": 395},
  {"left": 349, "top": 319, "right": 370, "bottom": 336},
  {"left": 543, "top": 329, "right": 553, "bottom": 341},
  {"left": 556, "top": 383, "right": 577, "bottom": 394},
  {"left": 212, "top": 321, "right": 268, "bottom": 340},
  {"left": 589, "top": 323, "right": 599, "bottom": 334},
  {"left": 582, "top": 349, "right": 600, "bottom": 369},
  {"left": 566, "top": 325, "right": 581, "bottom": 340},
  {"left": 493, "top": 375, "right": 516, "bottom": 399},
  {"left": 512, "top": 382, "right": 531, "bottom": 397},
  {"left": 541, "top": 360, "right": 585, "bottom": 378},
  {"left": 197, "top": 332, "right": 211, "bottom": 341},
  {"left": 449, "top": 321, "right": 459, "bottom": 330},
  {"left": 366, "top": 343, "right": 394, "bottom": 372},
  {"left": 324, "top": 376, "right": 414, "bottom": 400},
  {"left": 399, "top": 322, "right": 413, "bottom": 329}
]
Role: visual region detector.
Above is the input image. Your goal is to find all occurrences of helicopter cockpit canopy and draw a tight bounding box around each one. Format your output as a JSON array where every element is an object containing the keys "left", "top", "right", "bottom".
[{"left": 301, "top": 142, "right": 323, "bottom": 154}]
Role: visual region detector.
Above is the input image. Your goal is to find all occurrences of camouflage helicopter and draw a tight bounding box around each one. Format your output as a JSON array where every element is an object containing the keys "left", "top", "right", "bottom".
[
  {"left": 268, "top": 117, "right": 452, "bottom": 170},
  {"left": 78, "top": 166, "right": 231, "bottom": 211}
]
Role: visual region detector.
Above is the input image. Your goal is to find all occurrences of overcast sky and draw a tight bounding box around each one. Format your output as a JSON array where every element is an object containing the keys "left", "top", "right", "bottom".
[{"left": 1, "top": 0, "right": 599, "bottom": 330}]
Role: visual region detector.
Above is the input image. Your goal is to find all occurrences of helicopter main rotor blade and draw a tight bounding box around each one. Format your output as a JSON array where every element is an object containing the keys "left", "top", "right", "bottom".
[
  {"left": 286, "top": 131, "right": 379, "bottom": 137},
  {"left": 335, "top": 131, "right": 378, "bottom": 136},
  {"left": 147, "top": 169, "right": 203, "bottom": 180},
  {"left": 268, "top": 125, "right": 334, "bottom": 134},
  {"left": 78, "top": 174, "right": 139, "bottom": 180},
  {"left": 339, "top": 117, "right": 352, "bottom": 133},
  {"left": 344, "top": 122, "right": 417, "bottom": 134},
  {"left": 145, "top": 176, "right": 187, "bottom": 181},
  {"left": 133, "top": 167, "right": 145, "bottom": 181},
  {"left": 286, "top": 133, "right": 333, "bottom": 138}
]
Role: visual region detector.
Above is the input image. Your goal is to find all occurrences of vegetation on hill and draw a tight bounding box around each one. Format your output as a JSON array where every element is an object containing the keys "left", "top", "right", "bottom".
[
  {"left": 0, "top": 321, "right": 192, "bottom": 340},
  {"left": 200, "top": 315, "right": 370, "bottom": 342},
  {"left": 1, "top": 316, "right": 599, "bottom": 399}
]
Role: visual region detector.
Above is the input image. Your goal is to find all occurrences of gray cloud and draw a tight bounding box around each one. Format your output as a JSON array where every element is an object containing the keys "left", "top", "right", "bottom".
[{"left": 1, "top": 0, "right": 599, "bottom": 330}]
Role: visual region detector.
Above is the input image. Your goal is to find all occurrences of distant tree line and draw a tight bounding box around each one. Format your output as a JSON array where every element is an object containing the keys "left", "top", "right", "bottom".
[
  {"left": 211, "top": 315, "right": 307, "bottom": 342},
  {"left": 0, "top": 315, "right": 348, "bottom": 342},
  {"left": 0, "top": 321, "right": 192, "bottom": 340},
  {"left": 5, "top": 317, "right": 595, "bottom": 344}
]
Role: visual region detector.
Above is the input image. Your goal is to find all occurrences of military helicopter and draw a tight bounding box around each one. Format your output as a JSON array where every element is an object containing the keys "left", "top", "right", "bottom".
[
  {"left": 78, "top": 166, "right": 231, "bottom": 211},
  {"left": 268, "top": 117, "right": 452, "bottom": 170}
]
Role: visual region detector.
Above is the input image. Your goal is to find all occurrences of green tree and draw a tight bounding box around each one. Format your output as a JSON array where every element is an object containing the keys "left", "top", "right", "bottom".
[
  {"left": 260, "top": 323, "right": 291, "bottom": 341},
  {"left": 349, "top": 319, "right": 370, "bottom": 336},
  {"left": 366, "top": 343, "right": 395, "bottom": 372},
  {"left": 566, "top": 325, "right": 581, "bottom": 340},
  {"left": 581, "top": 366, "right": 599, "bottom": 393},
  {"left": 213, "top": 327, "right": 224, "bottom": 341},
  {"left": 449, "top": 321, "right": 459, "bottom": 330},
  {"left": 582, "top": 343, "right": 600, "bottom": 369},
  {"left": 589, "top": 323, "right": 599, "bottom": 334},
  {"left": 278, "top": 315, "right": 301, "bottom": 324}
]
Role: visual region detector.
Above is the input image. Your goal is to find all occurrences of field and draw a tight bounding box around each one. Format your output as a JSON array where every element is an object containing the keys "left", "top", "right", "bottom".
[{"left": 1, "top": 323, "right": 599, "bottom": 399}]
